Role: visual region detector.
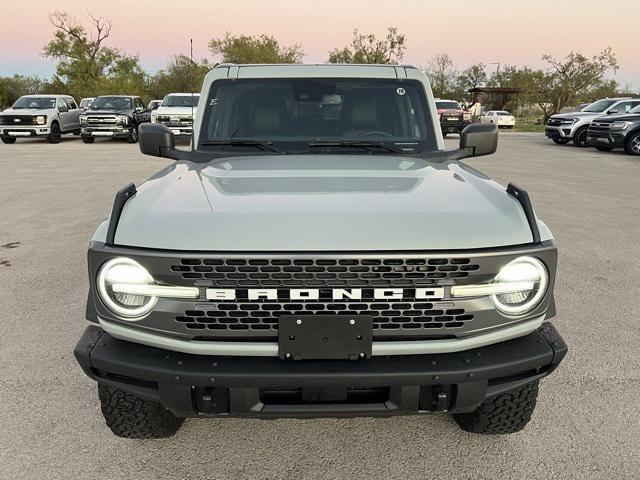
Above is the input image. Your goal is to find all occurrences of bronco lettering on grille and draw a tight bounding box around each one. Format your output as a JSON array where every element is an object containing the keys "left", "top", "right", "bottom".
[{"left": 205, "top": 288, "right": 445, "bottom": 301}]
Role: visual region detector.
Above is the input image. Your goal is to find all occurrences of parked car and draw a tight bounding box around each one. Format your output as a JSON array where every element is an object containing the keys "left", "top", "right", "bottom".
[
  {"left": 480, "top": 111, "right": 515, "bottom": 128},
  {"left": 545, "top": 97, "right": 640, "bottom": 147},
  {"left": 79, "top": 97, "right": 95, "bottom": 109},
  {"left": 74, "top": 64, "right": 566, "bottom": 439},
  {"left": 0, "top": 94, "right": 81, "bottom": 144},
  {"left": 148, "top": 99, "right": 163, "bottom": 110},
  {"left": 435, "top": 99, "right": 471, "bottom": 136},
  {"left": 587, "top": 104, "right": 640, "bottom": 155},
  {"left": 150, "top": 93, "right": 200, "bottom": 137},
  {"left": 80, "top": 95, "right": 150, "bottom": 143}
]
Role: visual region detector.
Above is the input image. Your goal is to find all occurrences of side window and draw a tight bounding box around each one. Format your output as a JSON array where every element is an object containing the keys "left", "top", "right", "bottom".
[
  {"left": 57, "top": 98, "right": 66, "bottom": 109},
  {"left": 65, "top": 98, "right": 77, "bottom": 110},
  {"left": 615, "top": 102, "right": 634, "bottom": 113},
  {"left": 136, "top": 98, "right": 144, "bottom": 109}
]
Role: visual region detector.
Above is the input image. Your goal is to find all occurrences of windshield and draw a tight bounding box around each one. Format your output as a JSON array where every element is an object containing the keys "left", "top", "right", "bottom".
[
  {"left": 11, "top": 96, "right": 56, "bottom": 110},
  {"left": 80, "top": 99, "right": 93, "bottom": 108},
  {"left": 90, "top": 97, "right": 132, "bottom": 110},
  {"left": 162, "top": 95, "right": 199, "bottom": 107},
  {"left": 435, "top": 101, "right": 461, "bottom": 110},
  {"left": 200, "top": 78, "right": 434, "bottom": 153},
  {"left": 497, "top": 111, "right": 511, "bottom": 116},
  {"left": 582, "top": 99, "right": 617, "bottom": 113}
]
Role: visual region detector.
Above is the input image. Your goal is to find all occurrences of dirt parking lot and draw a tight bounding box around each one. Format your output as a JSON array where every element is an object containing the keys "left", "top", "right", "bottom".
[{"left": 1, "top": 133, "right": 639, "bottom": 480}]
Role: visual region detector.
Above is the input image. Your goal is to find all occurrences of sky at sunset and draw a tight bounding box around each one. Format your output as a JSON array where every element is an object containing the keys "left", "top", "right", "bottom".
[{"left": 1, "top": 0, "right": 638, "bottom": 88}]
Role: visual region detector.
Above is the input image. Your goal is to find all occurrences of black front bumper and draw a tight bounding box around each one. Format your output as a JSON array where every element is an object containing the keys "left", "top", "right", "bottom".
[
  {"left": 75, "top": 323, "right": 567, "bottom": 418},
  {"left": 587, "top": 131, "right": 626, "bottom": 148}
]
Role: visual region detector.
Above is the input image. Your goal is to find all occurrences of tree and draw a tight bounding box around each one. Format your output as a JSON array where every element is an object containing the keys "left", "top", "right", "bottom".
[
  {"left": 209, "top": 33, "right": 303, "bottom": 64},
  {"left": 424, "top": 53, "right": 458, "bottom": 98},
  {"left": 43, "top": 12, "right": 146, "bottom": 100},
  {"left": 0, "top": 75, "right": 47, "bottom": 108},
  {"left": 456, "top": 63, "right": 488, "bottom": 95},
  {"left": 147, "top": 55, "right": 211, "bottom": 99},
  {"left": 327, "top": 27, "right": 406, "bottom": 64}
]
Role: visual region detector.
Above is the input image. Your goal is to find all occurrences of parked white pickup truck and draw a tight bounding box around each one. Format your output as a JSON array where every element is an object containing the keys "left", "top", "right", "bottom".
[{"left": 150, "top": 93, "right": 200, "bottom": 137}]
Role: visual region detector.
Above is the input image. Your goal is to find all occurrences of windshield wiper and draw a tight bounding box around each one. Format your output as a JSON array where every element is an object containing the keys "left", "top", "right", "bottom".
[
  {"left": 307, "top": 141, "right": 406, "bottom": 154},
  {"left": 201, "top": 139, "right": 280, "bottom": 152}
]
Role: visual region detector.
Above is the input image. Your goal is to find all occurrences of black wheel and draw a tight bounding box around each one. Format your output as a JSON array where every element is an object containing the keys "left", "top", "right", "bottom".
[
  {"left": 48, "top": 122, "right": 62, "bottom": 144},
  {"left": 126, "top": 124, "right": 139, "bottom": 143},
  {"left": 624, "top": 131, "right": 640, "bottom": 156},
  {"left": 595, "top": 146, "right": 613, "bottom": 152},
  {"left": 98, "top": 384, "right": 183, "bottom": 438},
  {"left": 452, "top": 380, "right": 539, "bottom": 435},
  {"left": 552, "top": 138, "right": 571, "bottom": 145},
  {"left": 82, "top": 136, "right": 95, "bottom": 144},
  {"left": 1, "top": 136, "right": 16, "bottom": 144},
  {"left": 572, "top": 126, "right": 589, "bottom": 147}
]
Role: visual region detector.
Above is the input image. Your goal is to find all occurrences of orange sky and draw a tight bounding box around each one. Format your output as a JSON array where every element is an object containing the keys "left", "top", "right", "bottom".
[{"left": 1, "top": 0, "right": 638, "bottom": 88}]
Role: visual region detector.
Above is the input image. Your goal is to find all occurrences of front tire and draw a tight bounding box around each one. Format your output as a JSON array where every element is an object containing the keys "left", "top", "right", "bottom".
[
  {"left": 1, "top": 136, "right": 16, "bottom": 144},
  {"left": 624, "top": 131, "right": 640, "bottom": 156},
  {"left": 98, "top": 384, "right": 183, "bottom": 439},
  {"left": 572, "top": 126, "right": 589, "bottom": 147},
  {"left": 82, "top": 136, "right": 95, "bottom": 144},
  {"left": 552, "top": 138, "right": 571, "bottom": 145},
  {"left": 126, "top": 124, "right": 138, "bottom": 143},
  {"left": 48, "top": 122, "right": 62, "bottom": 144},
  {"left": 452, "top": 380, "right": 539, "bottom": 435}
]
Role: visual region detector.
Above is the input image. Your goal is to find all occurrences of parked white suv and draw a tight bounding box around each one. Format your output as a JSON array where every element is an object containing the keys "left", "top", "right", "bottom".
[
  {"left": 0, "top": 94, "right": 81, "bottom": 144},
  {"left": 150, "top": 93, "right": 200, "bottom": 136},
  {"left": 545, "top": 97, "right": 640, "bottom": 147}
]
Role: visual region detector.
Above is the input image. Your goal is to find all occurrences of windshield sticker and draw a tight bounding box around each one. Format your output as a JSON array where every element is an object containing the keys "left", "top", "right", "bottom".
[{"left": 396, "top": 87, "right": 405, "bottom": 96}]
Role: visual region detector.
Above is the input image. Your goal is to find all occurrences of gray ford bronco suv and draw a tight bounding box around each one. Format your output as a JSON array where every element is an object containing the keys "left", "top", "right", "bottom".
[{"left": 75, "top": 64, "right": 566, "bottom": 438}]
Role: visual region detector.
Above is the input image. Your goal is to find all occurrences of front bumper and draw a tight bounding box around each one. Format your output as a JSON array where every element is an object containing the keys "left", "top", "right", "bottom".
[
  {"left": 545, "top": 126, "right": 575, "bottom": 139},
  {"left": 156, "top": 122, "right": 193, "bottom": 136},
  {"left": 75, "top": 322, "right": 567, "bottom": 418},
  {"left": 82, "top": 126, "right": 132, "bottom": 138},
  {"left": 1, "top": 127, "right": 50, "bottom": 137},
  {"left": 587, "top": 130, "right": 626, "bottom": 148}
]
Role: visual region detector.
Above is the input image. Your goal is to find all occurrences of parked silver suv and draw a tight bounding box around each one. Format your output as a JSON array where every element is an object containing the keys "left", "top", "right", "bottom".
[
  {"left": 545, "top": 97, "right": 640, "bottom": 147},
  {"left": 0, "top": 94, "right": 81, "bottom": 144}
]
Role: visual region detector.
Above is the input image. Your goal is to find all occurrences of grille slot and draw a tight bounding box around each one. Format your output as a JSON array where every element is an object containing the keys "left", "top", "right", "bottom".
[{"left": 171, "top": 257, "right": 479, "bottom": 287}]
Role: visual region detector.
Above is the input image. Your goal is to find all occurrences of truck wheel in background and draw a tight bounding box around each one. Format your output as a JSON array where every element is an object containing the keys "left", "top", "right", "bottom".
[
  {"left": 572, "top": 126, "right": 589, "bottom": 147},
  {"left": 624, "top": 131, "right": 640, "bottom": 156},
  {"left": 98, "top": 384, "right": 183, "bottom": 439},
  {"left": 1, "top": 136, "right": 16, "bottom": 144},
  {"left": 126, "top": 124, "right": 139, "bottom": 143},
  {"left": 47, "top": 122, "right": 62, "bottom": 144},
  {"left": 452, "top": 380, "right": 539, "bottom": 434},
  {"left": 82, "top": 136, "right": 95, "bottom": 144},
  {"left": 552, "top": 138, "right": 571, "bottom": 145}
]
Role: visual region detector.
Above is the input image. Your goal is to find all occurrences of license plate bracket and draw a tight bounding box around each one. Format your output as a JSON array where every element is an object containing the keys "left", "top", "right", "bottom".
[{"left": 278, "top": 315, "right": 372, "bottom": 360}]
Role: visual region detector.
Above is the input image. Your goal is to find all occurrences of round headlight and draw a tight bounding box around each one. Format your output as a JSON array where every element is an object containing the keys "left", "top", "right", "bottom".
[
  {"left": 97, "top": 257, "right": 157, "bottom": 319},
  {"left": 492, "top": 256, "right": 548, "bottom": 315}
]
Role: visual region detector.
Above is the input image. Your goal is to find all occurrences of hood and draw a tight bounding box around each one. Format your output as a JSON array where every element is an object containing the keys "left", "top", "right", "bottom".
[
  {"left": 551, "top": 111, "right": 602, "bottom": 119},
  {"left": 593, "top": 113, "right": 640, "bottom": 122},
  {"left": 109, "top": 155, "right": 536, "bottom": 251},
  {"left": 154, "top": 106, "right": 197, "bottom": 116},
  {"left": 85, "top": 109, "right": 133, "bottom": 116},
  {"left": 1, "top": 108, "right": 53, "bottom": 115}
]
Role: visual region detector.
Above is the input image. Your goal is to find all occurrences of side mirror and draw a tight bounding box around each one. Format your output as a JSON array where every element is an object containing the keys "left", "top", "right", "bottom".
[
  {"left": 139, "top": 123, "right": 177, "bottom": 158},
  {"left": 607, "top": 109, "right": 618, "bottom": 115},
  {"left": 459, "top": 123, "right": 498, "bottom": 157},
  {"left": 58, "top": 105, "right": 68, "bottom": 113}
]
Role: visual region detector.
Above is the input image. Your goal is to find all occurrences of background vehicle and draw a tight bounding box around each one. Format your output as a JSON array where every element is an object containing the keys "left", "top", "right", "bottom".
[
  {"left": 545, "top": 97, "right": 640, "bottom": 147},
  {"left": 0, "top": 94, "right": 81, "bottom": 144},
  {"left": 587, "top": 104, "right": 640, "bottom": 155},
  {"left": 435, "top": 99, "right": 471, "bottom": 136},
  {"left": 79, "top": 97, "right": 95, "bottom": 109},
  {"left": 481, "top": 110, "right": 515, "bottom": 128},
  {"left": 80, "top": 95, "right": 150, "bottom": 143},
  {"left": 75, "top": 64, "right": 566, "bottom": 439},
  {"left": 148, "top": 99, "right": 162, "bottom": 110},
  {"left": 150, "top": 93, "right": 200, "bottom": 137}
]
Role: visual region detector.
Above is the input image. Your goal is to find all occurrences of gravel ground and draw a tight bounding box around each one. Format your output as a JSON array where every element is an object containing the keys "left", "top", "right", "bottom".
[{"left": 0, "top": 133, "right": 639, "bottom": 480}]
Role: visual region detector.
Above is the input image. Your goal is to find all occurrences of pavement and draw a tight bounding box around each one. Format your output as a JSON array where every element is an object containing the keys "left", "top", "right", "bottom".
[{"left": 0, "top": 133, "right": 639, "bottom": 480}]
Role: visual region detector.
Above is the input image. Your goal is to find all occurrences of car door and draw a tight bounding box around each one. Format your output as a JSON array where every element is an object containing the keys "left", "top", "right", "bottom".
[
  {"left": 56, "top": 98, "right": 71, "bottom": 131},
  {"left": 135, "top": 98, "right": 150, "bottom": 123},
  {"left": 65, "top": 98, "right": 81, "bottom": 131}
]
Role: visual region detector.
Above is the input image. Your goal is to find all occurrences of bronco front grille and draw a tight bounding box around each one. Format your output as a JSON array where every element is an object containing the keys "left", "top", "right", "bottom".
[{"left": 171, "top": 257, "right": 480, "bottom": 287}]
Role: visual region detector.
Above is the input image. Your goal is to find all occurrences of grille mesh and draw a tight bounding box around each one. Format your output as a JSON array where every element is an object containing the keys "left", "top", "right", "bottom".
[{"left": 171, "top": 257, "right": 480, "bottom": 288}]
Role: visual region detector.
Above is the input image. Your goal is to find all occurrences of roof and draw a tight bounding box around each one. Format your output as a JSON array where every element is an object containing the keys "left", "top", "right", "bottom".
[
  {"left": 210, "top": 63, "right": 420, "bottom": 80},
  {"left": 165, "top": 93, "right": 200, "bottom": 96},
  {"left": 20, "top": 94, "right": 72, "bottom": 98},
  {"left": 468, "top": 87, "right": 520, "bottom": 94}
]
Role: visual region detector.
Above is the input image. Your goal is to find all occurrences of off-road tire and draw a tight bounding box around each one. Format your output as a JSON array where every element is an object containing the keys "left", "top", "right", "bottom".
[
  {"left": 572, "top": 126, "right": 589, "bottom": 147},
  {"left": 82, "top": 136, "right": 95, "bottom": 144},
  {"left": 48, "top": 122, "right": 62, "bottom": 144},
  {"left": 1, "top": 136, "right": 16, "bottom": 144},
  {"left": 452, "top": 380, "right": 539, "bottom": 435},
  {"left": 595, "top": 145, "right": 613, "bottom": 152},
  {"left": 98, "top": 384, "right": 183, "bottom": 438},
  {"left": 624, "top": 131, "right": 640, "bottom": 156},
  {"left": 552, "top": 138, "right": 570, "bottom": 145},
  {"left": 126, "top": 124, "right": 139, "bottom": 143}
]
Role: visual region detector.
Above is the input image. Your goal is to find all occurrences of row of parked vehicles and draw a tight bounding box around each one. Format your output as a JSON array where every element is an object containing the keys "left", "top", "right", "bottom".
[
  {"left": 434, "top": 99, "right": 515, "bottom": 137},
  {"left": 0, "top": 93, "right": 199, "bottom": 144},
  {"left": 545, "top": 97, "right": 640, "bottom": 156}
]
